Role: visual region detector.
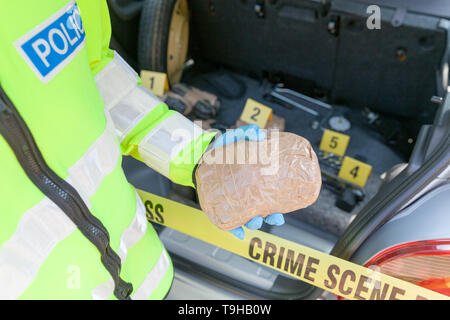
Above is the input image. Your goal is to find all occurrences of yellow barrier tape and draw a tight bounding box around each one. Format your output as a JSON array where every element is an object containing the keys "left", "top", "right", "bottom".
[{"left": 137, "top": 189, "right": 449, "bottom": 300}]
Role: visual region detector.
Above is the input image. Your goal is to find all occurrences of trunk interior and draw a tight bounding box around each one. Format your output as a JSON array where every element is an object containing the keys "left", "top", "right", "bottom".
[{"left": 111, "top": 0, "right": 449, "bottom": 299}]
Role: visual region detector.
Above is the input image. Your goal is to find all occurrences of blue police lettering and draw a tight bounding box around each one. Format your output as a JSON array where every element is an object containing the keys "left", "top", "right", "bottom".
[{"left": 15, "top": 1, "right": 85, "bottom": 84}]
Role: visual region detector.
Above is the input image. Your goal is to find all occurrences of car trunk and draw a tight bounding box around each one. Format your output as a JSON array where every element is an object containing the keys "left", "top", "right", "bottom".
[{"left": 111, "top": 0, "right": 450, "bottom": 299}]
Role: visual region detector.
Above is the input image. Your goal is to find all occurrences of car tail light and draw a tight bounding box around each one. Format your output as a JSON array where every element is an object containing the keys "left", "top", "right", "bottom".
[{"left": 363, "top": 239, "right": 450, "bottom": 297}]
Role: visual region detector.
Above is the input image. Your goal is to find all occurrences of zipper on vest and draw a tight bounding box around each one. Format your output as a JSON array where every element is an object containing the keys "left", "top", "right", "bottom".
[{"left": 0, "top": 86, "right": 133, "bottom": 300}]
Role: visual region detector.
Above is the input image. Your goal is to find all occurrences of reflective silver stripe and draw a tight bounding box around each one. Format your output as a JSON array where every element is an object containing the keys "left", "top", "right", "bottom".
[
  {"left": 0, "top": 199, "right": 75, "bottom": 299},
  {"left": 66, "top": 128, "right": 120, "bottom": 208},
  {"left": 91, "top": 192, "right": 148, "bottom": 300},
  {"left": 91, "top": 278, "right": 114, "bottom": 300},
  {"left": 138, "top": 112, "right": 204, "bottom": 178},
  {"left": 95, "top": 52, "right": 138, "bottom": 111},
  {"left": 95, "top": 52, "right": 163, "bottom": 142},
  {"left": 0, "top": 127, "right": 120, "bottom": 299},
  {"left": 117, "top": 193, "right": 148, "bottom": 263},
  {"left": 132, "top": 249, "right": 170, "bottom": 300}
]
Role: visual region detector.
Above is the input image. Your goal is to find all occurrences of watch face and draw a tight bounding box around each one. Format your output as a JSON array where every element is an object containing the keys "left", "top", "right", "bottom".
[{"left": 329, "top": 116, "right": 351, "bottom": 132}]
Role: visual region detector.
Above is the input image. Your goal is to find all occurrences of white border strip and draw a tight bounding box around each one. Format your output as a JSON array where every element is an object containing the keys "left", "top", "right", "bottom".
[{"left": 132, "top": 249, "right": 170, "bottom": 300}]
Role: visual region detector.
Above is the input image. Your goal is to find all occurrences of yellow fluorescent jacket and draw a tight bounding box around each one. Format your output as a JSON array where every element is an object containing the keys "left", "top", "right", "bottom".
[{"left": 0, "top": 0, "right": 215, "bottom": 299}]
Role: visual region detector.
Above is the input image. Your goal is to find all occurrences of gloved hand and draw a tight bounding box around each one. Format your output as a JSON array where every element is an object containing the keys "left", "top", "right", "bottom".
[{"left": 210, "top": 124, "right": 285, "bottom": 240}]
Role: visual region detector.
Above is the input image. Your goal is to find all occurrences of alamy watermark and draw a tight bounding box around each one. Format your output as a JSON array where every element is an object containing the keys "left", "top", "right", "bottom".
[
  {"left": 367, "top": 5, "right": 381, "bottom": 30},
  {"left": 66, "top": 265, "right": 81, "bottom": 290},
  {"left": 169, "top": 121, "right": 280, "bottom": 176}
]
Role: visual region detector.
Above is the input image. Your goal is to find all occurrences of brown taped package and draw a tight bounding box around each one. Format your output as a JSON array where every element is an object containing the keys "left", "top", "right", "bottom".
[{"left": 195, "top": 132, "right": 322, "bottom": 230}]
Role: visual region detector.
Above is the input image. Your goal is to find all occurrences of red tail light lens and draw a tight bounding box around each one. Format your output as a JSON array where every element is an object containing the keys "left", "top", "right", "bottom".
[{"left": 364, "top": 239, "right": 450, "bottom": 297}]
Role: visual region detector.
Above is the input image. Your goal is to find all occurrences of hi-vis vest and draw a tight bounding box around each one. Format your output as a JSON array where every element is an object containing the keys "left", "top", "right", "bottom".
[{"left": 0, "top": 0, "right": 216, "bottom": 299}]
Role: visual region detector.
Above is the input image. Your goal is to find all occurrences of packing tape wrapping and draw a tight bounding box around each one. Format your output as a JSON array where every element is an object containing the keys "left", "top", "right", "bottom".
[
  {"left": 137, "top": 189, "right": 449, "bottom": 300},
  {"left": 195, "top": 132, "right": 322, "bottom": 230}
]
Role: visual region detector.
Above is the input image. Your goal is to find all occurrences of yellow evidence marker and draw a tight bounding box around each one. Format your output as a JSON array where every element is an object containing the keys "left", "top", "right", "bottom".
[
  {"left": 140, "top": 70, "right": 169, "bottom": 97},
  {"left": 338, "top": 156, "right": 372, "bottom": 188},
  {"left": 240, "top": 98, "right": 273, "bottom": 129},
  {"left": 319, "top": 129, "right": 350, "bottom": 157}
]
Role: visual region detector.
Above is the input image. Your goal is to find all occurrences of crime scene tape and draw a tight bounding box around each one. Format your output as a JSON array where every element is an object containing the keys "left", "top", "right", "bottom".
[{"left": 137, "top": 189, "right": 449, "bottom": 300}]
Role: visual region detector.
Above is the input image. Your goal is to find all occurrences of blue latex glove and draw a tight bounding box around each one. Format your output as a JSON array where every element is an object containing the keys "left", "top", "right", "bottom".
[{"left": 211, "top": 124, "right": 285, "bottom": 240}]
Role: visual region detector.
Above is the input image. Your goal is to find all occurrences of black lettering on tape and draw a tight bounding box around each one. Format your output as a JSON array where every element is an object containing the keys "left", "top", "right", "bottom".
[
  {"left": 249, "top": 237, "right": 262, "bottom": 260},
  {"left": 144, "top": 200, "right": 154, "bottom": 220},
  {"left": 304, "top": 257, "right": 319, "bottom": 282},
  {"left": 369, "top": 282, "right": 390, "bottom": 300},
  {"left": 155, "top": 203, "right": 164, "bottom": 223},
  {"left": 276, "top": 247, "right": 285, "bottom": 269},
  {"left": 324, "top": 264, "right": 340, "bottom": 290},
  {"left": 339, "top": 270, "right": 356, "bottom": 296},
  {"left": 284, "top": 250, "right": 305, "bottom": 276},
  {"left": 263, "top": 241, "right": 277, "bottom": 267},
  {"left": 144, "top": 200, "right": 164, "bottom": 224},
  {"left": 354, "top": 275, "right": 370, "bottom": 300}
]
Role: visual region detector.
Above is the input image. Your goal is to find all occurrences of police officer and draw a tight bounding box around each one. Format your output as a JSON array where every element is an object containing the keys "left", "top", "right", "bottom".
[{"left": 0, "top": 0, "right": 284, "bottom": 299}]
